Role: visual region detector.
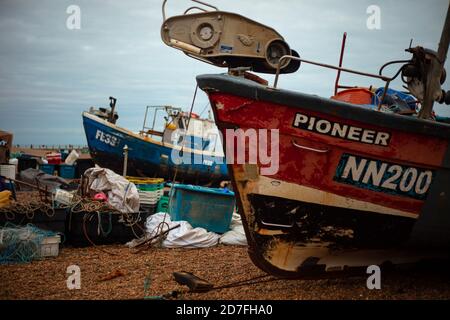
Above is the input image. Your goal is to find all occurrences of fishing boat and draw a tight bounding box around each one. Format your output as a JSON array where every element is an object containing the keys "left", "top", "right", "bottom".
[
  {"left": 82, "top": 97, "right": 228, "bottom": 185},
  {"left": 162, "top": 1, "right": 450, "bottom": 277}
]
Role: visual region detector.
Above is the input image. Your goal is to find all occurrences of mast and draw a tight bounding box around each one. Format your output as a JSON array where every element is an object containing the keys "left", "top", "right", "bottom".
[{"left": 418, "top": 2, "right": 450, "bottom": 119}]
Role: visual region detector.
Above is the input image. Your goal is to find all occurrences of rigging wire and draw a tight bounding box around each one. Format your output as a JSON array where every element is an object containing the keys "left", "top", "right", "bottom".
[
  {"left": 145, "top": 84, "right": 200, "bottom": 247},
  {"left": 198, "top": 101, "right": 210, "bottom": 118}
]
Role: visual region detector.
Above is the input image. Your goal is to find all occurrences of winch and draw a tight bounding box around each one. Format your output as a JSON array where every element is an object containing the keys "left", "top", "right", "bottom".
[
  {"left": 401, "top": 46, "right": 450, "bottom": 105},
  {"left": 160, "top": 0, "right": 300, "bottom": 74}
]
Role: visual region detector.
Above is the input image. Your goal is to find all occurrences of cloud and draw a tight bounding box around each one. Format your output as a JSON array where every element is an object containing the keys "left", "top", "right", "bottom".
[{"left": 0, "top": 0, "right": 449, "bottom": 144}]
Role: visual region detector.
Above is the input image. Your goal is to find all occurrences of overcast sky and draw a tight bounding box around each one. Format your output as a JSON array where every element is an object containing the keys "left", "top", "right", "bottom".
[{"left": 0, "top": 0, "right": 449, "bottom": 145}]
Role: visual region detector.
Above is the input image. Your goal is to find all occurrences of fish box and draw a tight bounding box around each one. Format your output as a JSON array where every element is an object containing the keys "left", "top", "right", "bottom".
[
  {"left": 0, "top": 207, "right": 68, "bottom": 234},
  {"left": 39, "top": 235, "right": 61, "bottom": 257},
  {"left": 75, "top": 159, "right": 95, "bottom": 178},
  {"left": 39, "top": 164, "right": 56, "bottom": 175},
  {"left": 66, "top": 211, "right": 149, "bottom": 247},
  {"left": 46, "top": 153, "right": 62, "bottom": 165},
  {"left": 157, "top": 195, "right": 169, "bottom": 213},
  {"left": 59, "top": 165, "right": 76, "bottom": 179},
  {"left": 168, "top": 184, "right": 235, "bottom": 233},
  {"left": 17, "top": 157, "right": 37, "bottom": 172},
  {"left": 131, "top": 178, "right": 165, "bottom": 212},
  {"left": 0, "top": 164, "right": 16, "bottom": 180},
  {"left": 28, "top": 207, "right": 68, "bottom": 234}
]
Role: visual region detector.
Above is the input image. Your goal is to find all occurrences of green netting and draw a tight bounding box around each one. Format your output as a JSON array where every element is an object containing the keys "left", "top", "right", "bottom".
[{"left": 0, "top": 223, "right": 58, "bottom": 264}]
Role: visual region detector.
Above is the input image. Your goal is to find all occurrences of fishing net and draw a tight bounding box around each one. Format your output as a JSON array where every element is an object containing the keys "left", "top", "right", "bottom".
[{"left": 0, "top": 223, "right": 58, "bottom": 264}]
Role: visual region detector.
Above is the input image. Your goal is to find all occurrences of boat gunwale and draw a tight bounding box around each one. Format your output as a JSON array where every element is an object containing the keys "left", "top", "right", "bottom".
[
  {"left": 82, "top": 111, "right": 225, "bottom": 158},
  {"left": 196, "top": 73, "right": 450, "bottom": 140}
]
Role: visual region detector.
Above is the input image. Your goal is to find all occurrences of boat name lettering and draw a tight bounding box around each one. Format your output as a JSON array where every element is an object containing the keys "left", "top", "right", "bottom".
[
  {"left": 334, "top": 153, "right": 433, "bottom": 200},
  {"left": 203, "top": 159, "right": 214, "bottom": 166},
  {"left": 293, "top": 113, "right": 390, "bottom": 146},
  {"left": 95, "top": 129, "right": 120, "bottom": 147}
]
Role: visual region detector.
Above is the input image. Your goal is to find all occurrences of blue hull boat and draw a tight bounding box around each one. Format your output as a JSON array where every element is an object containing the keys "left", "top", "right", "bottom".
[{"left": 82, "top": 106, "right": 228, "bottom": 185}]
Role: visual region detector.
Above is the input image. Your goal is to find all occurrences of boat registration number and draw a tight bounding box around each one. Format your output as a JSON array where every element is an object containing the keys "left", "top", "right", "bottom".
[
  {"left": 334, "top": 153, "right": 434, "bottom": 200},
  {"left": 95, "top": 129, "right": 120, "bottom": 147}
]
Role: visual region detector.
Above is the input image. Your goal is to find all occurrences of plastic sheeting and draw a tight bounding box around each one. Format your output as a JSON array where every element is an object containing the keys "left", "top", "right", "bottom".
[
  {"left": 372, "top": 87, "right": 417, "bottom": 114},
  {"left": 19, "top": 168, "right": 69, "bottom": 192},
  {"left": 219, "top": 213, "right": 248, "bottom": 246},
  {"left": 142, "top": 212, "right": 247, "bottom": 248},
  {"left": 145, "top": 212, "right": 220, "bottom": 248},
  {"left": 84, "top": 166, "right": 140, "bottom": 213}
]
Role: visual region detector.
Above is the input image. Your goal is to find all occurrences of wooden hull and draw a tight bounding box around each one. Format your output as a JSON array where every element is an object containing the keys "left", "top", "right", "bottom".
[{"left": 198, "top": 74, "right": 450, "bottom": 278}]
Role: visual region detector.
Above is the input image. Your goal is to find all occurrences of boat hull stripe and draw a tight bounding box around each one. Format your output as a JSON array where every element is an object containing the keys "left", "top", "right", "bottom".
[{"left": 254, "top": 176, "right": 418, "bottom": 219}]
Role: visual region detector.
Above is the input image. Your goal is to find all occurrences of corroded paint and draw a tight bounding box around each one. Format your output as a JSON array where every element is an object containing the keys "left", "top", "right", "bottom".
[
  {"left": 209, "top": 92, "right": 448, "bottom": 215},
  {"left": 202, "top": 76, "right": 450, "bottom": 278}
]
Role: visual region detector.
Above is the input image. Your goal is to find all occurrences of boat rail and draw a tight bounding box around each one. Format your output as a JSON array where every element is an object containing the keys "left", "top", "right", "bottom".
[
  {"left": 140, "top": 105, "right": 182, "bottom": 138},
  {"left": 162, "top": 0, "right": 218, "bottom": 22},
  {"left": 272, "top": 55, "right": 404, "bottom": 110}
]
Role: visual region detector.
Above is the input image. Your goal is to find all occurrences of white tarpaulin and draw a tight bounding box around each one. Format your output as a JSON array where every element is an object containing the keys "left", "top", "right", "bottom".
[
  {"left": 219, "top": 213, "right": 248, "bottom": 246},
  {"left": 84, "top": 166, "right": 140, "bottom": 213},
  {"left": 145, "top": 212, "right": 220, "bottom": 248}
]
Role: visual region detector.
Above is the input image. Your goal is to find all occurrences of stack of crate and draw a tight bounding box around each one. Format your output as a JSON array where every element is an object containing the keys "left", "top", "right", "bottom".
[{"left": 127, "top": 177, "right": 164, "bottom": 213}]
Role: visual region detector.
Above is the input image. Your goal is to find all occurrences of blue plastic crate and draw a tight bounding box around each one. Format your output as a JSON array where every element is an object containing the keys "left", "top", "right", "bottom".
[
  {"left": 59, "top": 165, "right": 76, "bottom": 179},
  {"left": 168, "top": 184, "right": 235, "bottom": 233},
  {"left": 5, "top": 182, "right": 14, "bottom": 190},
  {"left": 0, "top": 182, "right": 15, "bottom": 192},
  {"left": 39, "top": 164, "right": 55, "bottom": 175}
]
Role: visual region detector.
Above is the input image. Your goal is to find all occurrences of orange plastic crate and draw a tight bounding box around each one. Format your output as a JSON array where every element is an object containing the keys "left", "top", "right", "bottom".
[{"left": 331, "top": 88, "right": 373, "bottom": 105}]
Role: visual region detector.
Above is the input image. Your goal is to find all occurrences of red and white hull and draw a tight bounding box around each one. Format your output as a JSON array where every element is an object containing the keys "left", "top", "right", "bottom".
[{"left": 198, "top": 73, "right": 450, "bottom": 277}]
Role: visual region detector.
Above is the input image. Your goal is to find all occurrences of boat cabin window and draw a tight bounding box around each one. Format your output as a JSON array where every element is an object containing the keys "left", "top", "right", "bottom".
[{"left": 178, "top": 118, "right": 185, "bottom": 130}]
